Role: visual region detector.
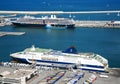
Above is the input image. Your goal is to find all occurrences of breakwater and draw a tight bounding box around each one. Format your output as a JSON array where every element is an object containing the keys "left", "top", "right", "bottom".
[{"left": 0, "top": 10, "right": 120, "bottom": 14}]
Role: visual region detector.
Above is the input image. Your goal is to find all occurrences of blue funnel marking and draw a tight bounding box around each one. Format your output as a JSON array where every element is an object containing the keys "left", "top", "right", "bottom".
[{"left": 62, "top": 46, "right": 77, "bottom": 54}]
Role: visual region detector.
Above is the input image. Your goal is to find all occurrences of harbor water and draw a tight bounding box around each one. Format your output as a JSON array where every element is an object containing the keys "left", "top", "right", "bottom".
[
  {"left": 0, "top": 0, "right": 120, "bottom": 68},
  {"left": 0, "top": 26, "right": 120, "bottom": 68}
]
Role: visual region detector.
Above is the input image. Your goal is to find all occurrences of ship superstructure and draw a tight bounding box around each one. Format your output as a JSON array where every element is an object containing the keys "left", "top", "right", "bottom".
[
  {"left": 10, "top": 45, "right": 108, "bottom": 72},
  {"left": 12, "top": 15, "right": 75, "bottom": 29}
]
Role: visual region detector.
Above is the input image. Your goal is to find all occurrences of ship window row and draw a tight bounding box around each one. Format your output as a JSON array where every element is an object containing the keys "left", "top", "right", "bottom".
[
  {"left": 16, "top": 21, "right": 73, "bottom": 24},
  {"left": 17, "top": 19, "right": 73, "bottom": 23},
  {"left": 108, "top": 24, "right": 120, "bottom": 26}
]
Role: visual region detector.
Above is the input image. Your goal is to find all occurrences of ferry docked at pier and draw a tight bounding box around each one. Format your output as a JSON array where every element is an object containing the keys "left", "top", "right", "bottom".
[
  {"left": 10, "top": 45, "right": 108, "bottom": 72},
  {"left": 12, "top": 15, "right": 75, "bottom": 29}
]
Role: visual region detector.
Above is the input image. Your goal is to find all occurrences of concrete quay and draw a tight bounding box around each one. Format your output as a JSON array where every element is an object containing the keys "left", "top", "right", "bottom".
[
  {"left": 1, "top": 14, "right": 120, "bottom": 28},
  {"left": 74, "top": 20, "right": 120, "bottom": 28},
  {"left": 0, "top": 31, "right": 25, "bottom": 37},
  {"left": 0, "top": 62, "right": 120, "bottom": 84}
]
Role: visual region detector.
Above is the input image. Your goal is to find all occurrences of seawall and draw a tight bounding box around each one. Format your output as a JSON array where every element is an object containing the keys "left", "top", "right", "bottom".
[{"left": 74, "top": 20, "right": 120, "bottom": 28}]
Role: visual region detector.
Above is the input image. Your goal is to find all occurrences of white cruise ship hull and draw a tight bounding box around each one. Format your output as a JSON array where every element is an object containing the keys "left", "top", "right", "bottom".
[{"left": 10, "top": 45, "right": 108, "bottom": 73}]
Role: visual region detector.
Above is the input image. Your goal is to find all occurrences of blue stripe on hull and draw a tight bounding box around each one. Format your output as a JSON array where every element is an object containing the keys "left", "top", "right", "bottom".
[
  {"left": 81, "top": 64, "right": 104, "bottom": 68},
  {"left": 81, "top": 68, "right": 106, "bottom": 73},
  {"left": 35, "top": 59, "right": 74, "bottom": 64},
  {"left": 13, "top": 23, "right": 75, "bottom": 28},
  {"left": 13, "top": 22, "right": 46, "bottom": 27},
  {"left": 12, "top": 57, "right": 106, "bottom": 72},
  {"left": 13, "top": 57, "right": 74, "bottom": 65}
]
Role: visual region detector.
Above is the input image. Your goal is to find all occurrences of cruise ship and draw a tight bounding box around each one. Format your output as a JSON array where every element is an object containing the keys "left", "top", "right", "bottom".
[
  {"left": 12, "top": 15, "right": 75, "bottom": 29},
  {"left": 10, "top": 45, "right": 108, "bottom": 72}
]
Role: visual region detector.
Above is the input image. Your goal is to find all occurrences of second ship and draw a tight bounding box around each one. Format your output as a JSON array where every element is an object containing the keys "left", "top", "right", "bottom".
[
  {"left": 12, "top": 15, "right": 75, "bottom": 29},
  {"left": 10, "top": 45, "right": 108, "bottom": 73}
]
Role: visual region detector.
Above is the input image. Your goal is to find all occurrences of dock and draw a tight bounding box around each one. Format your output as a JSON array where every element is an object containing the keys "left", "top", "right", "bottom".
[
  {"left": 0, "top": 62, "right": 120, "bottom": 84},
  {"left": 1, "top": 19, "right": 120, "bottom": 28},
  {"left": 74, "top": 20, "right": 110, "bottom": 28},
  {"left": 74, "top": 20, "right": 120, "bottom": 28},
  {"left": 0, "top": 32, "right": 25, "bottom": 37},
  {"left": 1, "top": 13, "right": 120, "bottom": 28}
]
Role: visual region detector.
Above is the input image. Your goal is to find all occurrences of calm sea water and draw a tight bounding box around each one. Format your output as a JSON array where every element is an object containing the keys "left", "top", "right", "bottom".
[
  {"left": 0, "top": 0, "right": 120, "bottom": 11},
  {"left": 0, "top": 0, "right": 120, "bottom": 68},
  {"left": 0, "top": 26, "right": 120, "bottom": 68}
]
